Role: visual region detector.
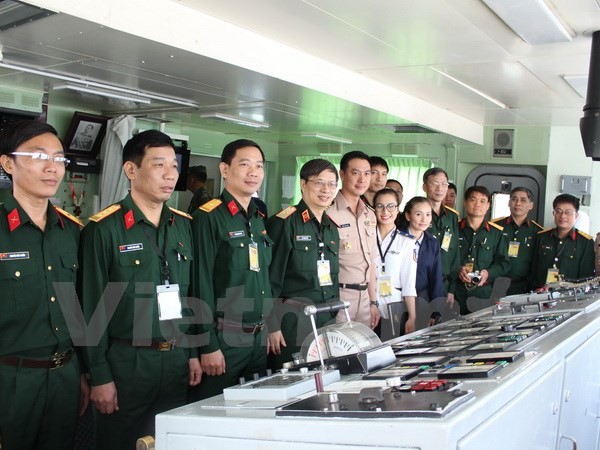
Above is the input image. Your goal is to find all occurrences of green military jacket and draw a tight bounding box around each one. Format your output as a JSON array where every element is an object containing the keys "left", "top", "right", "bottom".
[
  {"left": 0, "top": 195, "right": 81, "bottom": 357},
  {"left": 191, "top": 189, "right": 273, "bottom": 354},
  {"left": 530, "top": 227, "right": 595, "bottom": 289},
  {"left": 429, "top": 205, "right": 460, "bottom": 295},
  {"left": 491, "top": 216, "right": 544, "bottom": 294},
  {"left": 455, "top": 219, "right": 510, "bottom": 312},
  {"left": 266, "top": 200, "right": 340, "bottom": 332},
  {"left": 78, "top": 193, "right": 194, "bottom": 386}
]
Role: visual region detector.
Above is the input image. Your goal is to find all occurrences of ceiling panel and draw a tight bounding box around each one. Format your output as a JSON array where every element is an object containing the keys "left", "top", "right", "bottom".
[{"left": 2, "top": 0, "right": 600, "bottom": 145}]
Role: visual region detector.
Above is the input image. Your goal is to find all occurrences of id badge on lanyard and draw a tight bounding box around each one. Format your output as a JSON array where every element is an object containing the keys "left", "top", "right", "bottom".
[
  {"left": 508, "top": 240, "right": 520, "bottom": 258},
  {"left": 249, "top": 241, "right": 260, "bottom": 272},
  {"left": 441, "top": 231, "right": 452, "bottom": 252},
  {"left": 317, "top": 258, "right": 333, "bottom": 286},
  {"left": 546, "top": 267, "right": 561, "bottom": 284},
  {"left": 378, "top": 275, "right": 392, "bottom": 297},
  {"left": 156, "top": 283, "right": 183, "bottom": 320}
]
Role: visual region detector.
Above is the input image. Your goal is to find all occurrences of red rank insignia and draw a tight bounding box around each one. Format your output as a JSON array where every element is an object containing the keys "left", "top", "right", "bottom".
[
  {"left": 571, "top": 230, "right": 576, "bottom": 240},
  {"left": 124, "top": 210, "right": 135, "bottom": 230},
  {"left": 227, "top": 200, "right": 239, "bottom": 216},
  {"left": 302, "top": 209, "right": 310, "bottom": 223},
  {"left": 7, "top": 208, "right": 20, "bottom": 232}
]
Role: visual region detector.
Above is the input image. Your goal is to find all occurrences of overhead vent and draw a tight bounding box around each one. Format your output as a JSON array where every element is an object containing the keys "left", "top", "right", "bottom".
[
  {"left": 390, "top": 143, "right": 419, "bottom": 156},
  {"left": 318, "top": 142, "right": 342, "bottom": 155},
  {"left": 393, "top": 124, "right": 438, "bottom": 134},
  {"left": 0, "top": 85, "right": 43, "bottom": 113},
  {"left": 0, "top": 1, "right": 56, "bottom": 32}
]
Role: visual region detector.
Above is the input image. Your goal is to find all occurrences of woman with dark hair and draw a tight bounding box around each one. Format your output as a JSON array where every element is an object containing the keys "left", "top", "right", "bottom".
[
  {"left": 266, "top": 158, "right": 340, "bottom": 369},
  {"left": 373, "top": 188, "right": 417, "bottom": 336},
  {"left": 400, "top": 197, "right": 444, "bottom": 326}
]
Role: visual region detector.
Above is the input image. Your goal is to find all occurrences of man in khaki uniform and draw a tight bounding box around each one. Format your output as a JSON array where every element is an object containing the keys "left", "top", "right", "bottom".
[{"left": 327, "top": 151, "right": 379, "bottom": 328}]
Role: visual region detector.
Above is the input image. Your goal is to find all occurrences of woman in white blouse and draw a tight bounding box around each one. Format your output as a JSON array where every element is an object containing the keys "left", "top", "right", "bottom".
[{"left": 373, "top": 188, "right": 418, "bottom": 336}]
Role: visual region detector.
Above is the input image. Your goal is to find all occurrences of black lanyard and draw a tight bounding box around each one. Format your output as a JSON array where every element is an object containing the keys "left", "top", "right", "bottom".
[
  {"left": 141, "top": 222, "right": 170, "bottom": 283},
  {"left": 553, "top": 234, "right": 572, "bottom": 267},
  {"left": 377, "top": 228, "right": 398, "bottom": 273},
  {"left": 227, "top": 196, "right": 256, "bottom": 243},
  {"left": 309, "top": 216, "right": 326, "bottom": 258}
]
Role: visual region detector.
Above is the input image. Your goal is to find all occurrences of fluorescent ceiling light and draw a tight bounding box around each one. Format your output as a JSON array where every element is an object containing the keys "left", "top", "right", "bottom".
[
  {"left": 561, "top": 75, "right": 587, "bottom": 98},
  {"left": 53, "top": 84, "right": 151, "bottom": 104},
  {"left": 482, "top": 0, "right": 573, "bottom": 45},
  {"left": 431, "top": 67, "right": 507, "bottom": 109},
  {"left": 0, "top": 61, "right": 198, "bottom": 108},
  {"left": 301, "top": 133, "right": 352, "bottom": 144},
  {"left": 200, "top": 112, "right": 270, "bottom": 128}
]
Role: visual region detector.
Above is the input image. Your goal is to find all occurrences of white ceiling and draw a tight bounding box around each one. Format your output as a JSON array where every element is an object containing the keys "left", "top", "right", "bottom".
[{"left": 1, "top": 0, "right": 599, "bottom": 147}]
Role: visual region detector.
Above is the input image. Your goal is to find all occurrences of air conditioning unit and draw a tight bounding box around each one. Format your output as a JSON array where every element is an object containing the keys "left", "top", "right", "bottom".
[
  {"left": 318, "top": 142, "right": 342, "bottom": 155},
  {"left": 390, "top": 143, "right": 419, "bottom": 157},
  {"left": 0, "top": 86, "right": 43, "bottom": 113},
  {"left": 493, "top": 129, "right": 514, "bottom": 158}
]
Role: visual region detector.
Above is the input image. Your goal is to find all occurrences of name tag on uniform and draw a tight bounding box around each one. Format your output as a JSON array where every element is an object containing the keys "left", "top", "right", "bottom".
[
  {"left": 339, "top": 223, "right": 351, "bottom": 228},
  {"left": 249, "top": 242, "right": 260, "bottom": 272},
  {"left": 156, "top": 284, "right": 183, "bottom": 321},
  {"left": 441, "top": 232, "right": 452, "bottom": 252},
  {"left": 508, "top": 241, "right": 520, "bottom": 258},
  {"left": 0, "top": 251, "right": 30, "bottom": 261},
  {"left": 296, "top": 235, "right": 312, "bottom": 241},
  {"left": 317, "top": 259, "right": 333, "bottom": 286},
  {"left": 229, "top": 230, "right": 246, "bottom": 238},
  {"left": 119, "top": 243, "right": 143, "bottom": 253}
]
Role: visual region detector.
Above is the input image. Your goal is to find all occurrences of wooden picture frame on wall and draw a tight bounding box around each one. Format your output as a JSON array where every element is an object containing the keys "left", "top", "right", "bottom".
[{"left": 63, "top": 112, "right": 108, "bottom": 158}]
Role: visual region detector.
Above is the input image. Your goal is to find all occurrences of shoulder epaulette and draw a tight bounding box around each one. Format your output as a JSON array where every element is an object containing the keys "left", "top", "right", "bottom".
[
  {"left": 445, "top": 206, "right": 459, "bottom": 216},
  {"left": 398, "top": 230, "right": 415, "bottom": 239},
  {"left": 577, "top": 230, "right": 593, "bottom": 240},
  {"left": 199, "top": 199, "right": 222, "bottom": 213},
  {"left": 276, "top": 206, "right": 296, "bottom": 219},
  {"left": 169, "top": 207, "right": 192, "bottom": 220},
  {"left": 531, "top": 220, "right": 544, "bottom": 230},
  {"left": 89, "top": 204, "right": 121, "bottom": 223},
  {"left": 538, "top": 227, "right": 553, "bottom": 235},
  {"left": 54, "top": 206, "right": 84, "bottom": 227},
  {"left": 488, "top": 221, "right": 504, "bottom": 231},
  {"left": 490, "top": 216, "right": 507, "bottom": 224}
]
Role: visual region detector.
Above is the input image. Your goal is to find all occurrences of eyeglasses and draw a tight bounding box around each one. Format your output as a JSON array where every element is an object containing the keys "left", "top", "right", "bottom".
[
  {"left": 11, "top": 152, "right": 70, "bottom": 165},
  {"left": 375, "top": 203, "right": 398, "bottom": 212},
  {"left": 553, "top": 209, "right": 576, "bottom": 217},
  {"left": 307, "top": 179, "right": 338, "bottom": 190},
  {"left": 428, "top": 181, "right": 449, "bottom": 188}
]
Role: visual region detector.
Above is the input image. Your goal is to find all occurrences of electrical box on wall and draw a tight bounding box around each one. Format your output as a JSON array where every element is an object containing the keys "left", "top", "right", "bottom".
[{"left": 560, "top": 175, "right": 591, "bottom": 196}]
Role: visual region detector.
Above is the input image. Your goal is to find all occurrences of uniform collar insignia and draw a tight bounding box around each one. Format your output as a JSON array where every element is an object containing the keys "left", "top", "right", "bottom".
[
  {"left": 571, "top": 230, "right": 576, "bottom": 240},
  {"left": 484, "top": 221, "right": 490, "bottom": 232},
  {"left": 227, "top": 200, "right": 239, "bottom": 216},
  {"left": 124, "top": 209, "right": 135, "bottom": 230},
  {"left": 7, "top": 208, "right": 21, "bottom": 232},
  {"left": 302, "top": 209, "right": 310, "bottom": 223}
]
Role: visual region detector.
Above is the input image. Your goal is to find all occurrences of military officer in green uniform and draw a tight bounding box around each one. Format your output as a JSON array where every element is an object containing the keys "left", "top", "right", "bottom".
[
  {"left": 190, "top": 139, "right": 273, "bottom": 400},
  {"left": 531, "top": 194, "right": 595, "bottom": 289},
  {"left": 422, "top": 168, "right": 460, "bottom": 304},
  {"left": 266, "top": 159, "right": 340, "bottom": 369},
  {"left": 78, "top": 130, "right": 201, "bottom": 450},
  {"left": 456, "top": 186, "right": 510, "bottom": 314},
  {"left": 491, "top": 187, "right": 543, "bottom": 295},
  {"left": 0, "top": 121, "right": 88, "bottom": 450}
]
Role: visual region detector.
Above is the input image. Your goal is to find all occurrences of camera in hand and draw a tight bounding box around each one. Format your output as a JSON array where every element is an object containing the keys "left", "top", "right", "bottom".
[{"left": 467, "top": 271, "right": 481, "bottom": 284}]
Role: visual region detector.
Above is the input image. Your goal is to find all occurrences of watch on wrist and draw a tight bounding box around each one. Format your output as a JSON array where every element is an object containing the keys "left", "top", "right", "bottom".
[{"left": 370, "top": 300, "right": 379, "bottom": 307}]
